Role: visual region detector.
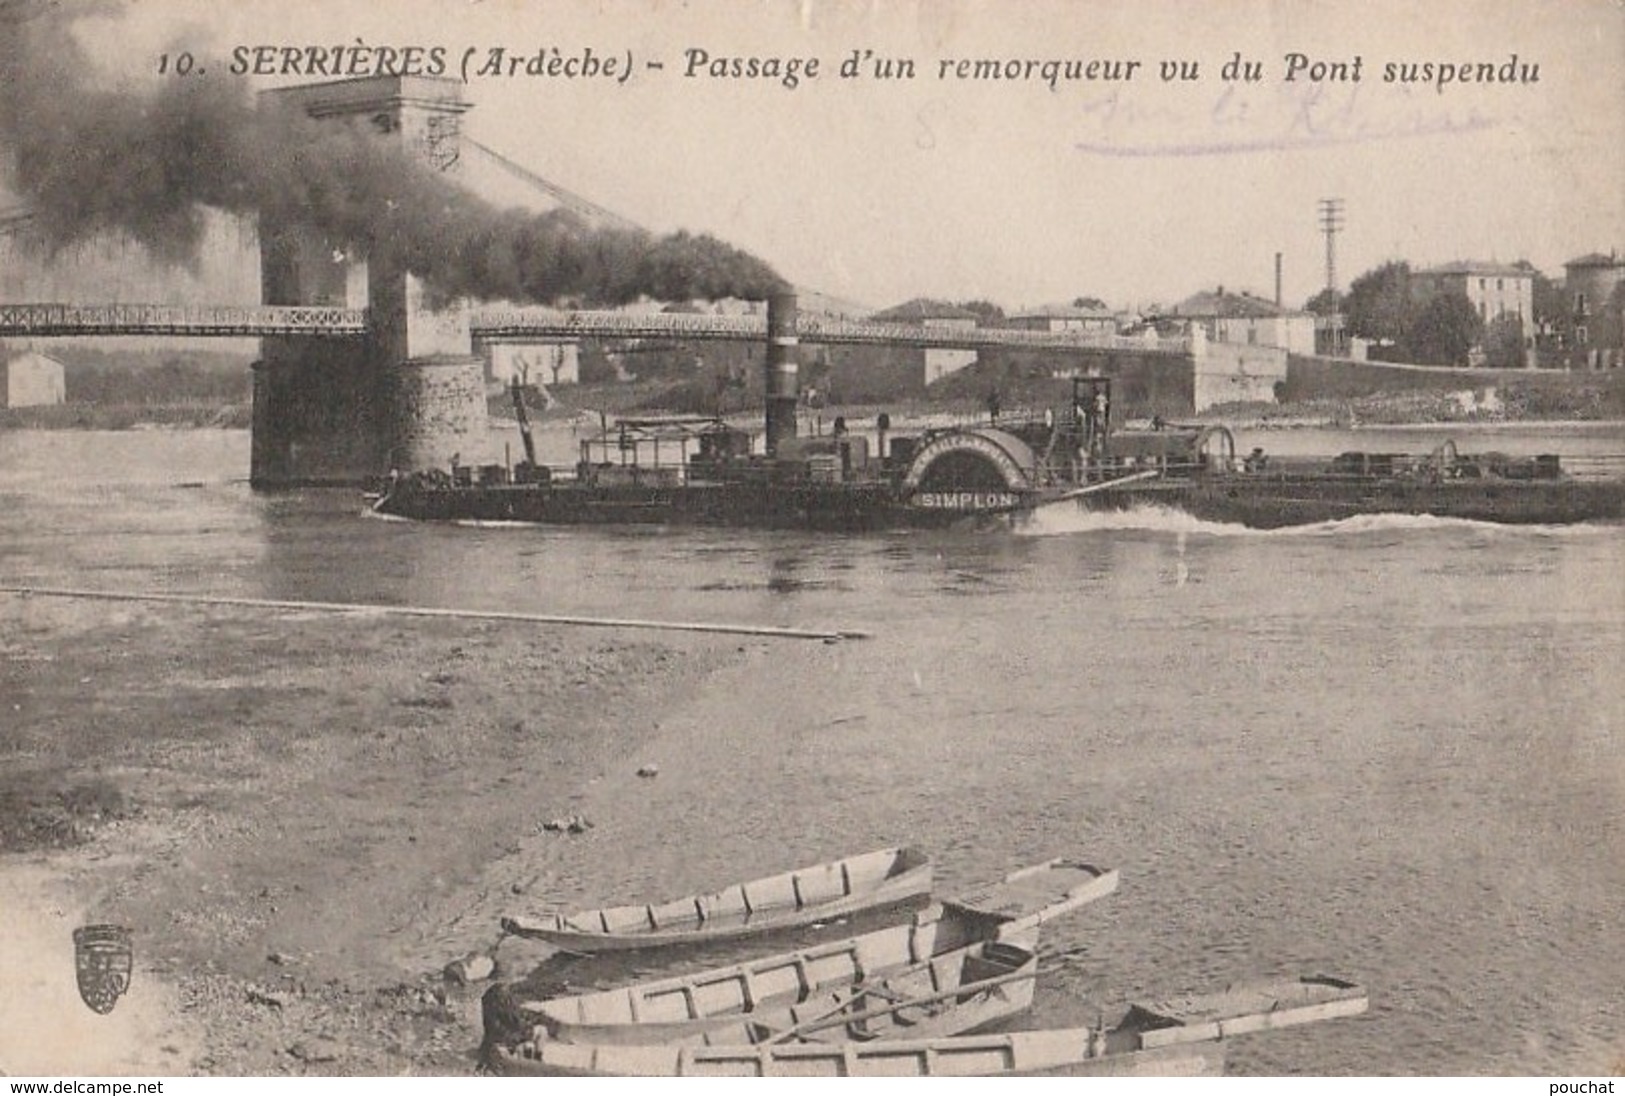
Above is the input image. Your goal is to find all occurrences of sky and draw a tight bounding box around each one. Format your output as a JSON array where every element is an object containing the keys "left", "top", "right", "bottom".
[{"left": 25, "top": 0, "right": 1625, "bottom": 312}]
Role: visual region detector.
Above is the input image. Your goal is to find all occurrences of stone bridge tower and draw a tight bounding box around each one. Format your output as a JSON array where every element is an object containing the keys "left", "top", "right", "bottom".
[{"left": 251, "top": 76, "right": 487, "bottom": 487}]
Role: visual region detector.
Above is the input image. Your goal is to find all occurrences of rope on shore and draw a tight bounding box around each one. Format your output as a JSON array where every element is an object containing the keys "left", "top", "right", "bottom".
[{"left": 0, "top": 585, "right": 873, "bottom": 642}]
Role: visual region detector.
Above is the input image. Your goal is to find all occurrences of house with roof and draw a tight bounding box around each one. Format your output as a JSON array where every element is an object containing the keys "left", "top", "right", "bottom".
[
  {"left": 1412, "top": 259, "right": 1533, "bottom": 336},
  {"left": 1560, "top": 251, "right": 1624, "bottom": 371},
  {"left": 0, "top": 349, "right": 66, "bottom": 408},
  {"left": 1169, "top": 287, "right": 1317, "bottom": 356},
  {"left": 1408, "top": 261, "right": 1535, "bottom": 367},
  {"left": 1005, "top": 303, "right": 1116, "bottom": 334}
]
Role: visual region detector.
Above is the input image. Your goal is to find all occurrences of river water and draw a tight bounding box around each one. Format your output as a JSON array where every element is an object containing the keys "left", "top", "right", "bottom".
[{"left": 1, "top": 424, "right": 1622, "bottom": 1076}]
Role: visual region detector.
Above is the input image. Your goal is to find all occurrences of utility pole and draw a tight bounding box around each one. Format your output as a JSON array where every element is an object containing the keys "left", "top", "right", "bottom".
[{"left": 1318, "top": 198, "right": 1345, "bottom": 295}]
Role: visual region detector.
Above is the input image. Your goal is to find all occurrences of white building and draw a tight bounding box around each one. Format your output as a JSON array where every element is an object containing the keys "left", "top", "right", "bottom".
[
  {"left": 0, "top": 349, "right": 67, "bottom": 407},
  {"left": 1005, "top": 303, "right": 1116, "bottom": 333},
  {"left": 1411, "top": 261, "right": 1534, "bottom": 328},
  {"left": 1171, "top": 288, "right": 1317, "bottom": 356}
]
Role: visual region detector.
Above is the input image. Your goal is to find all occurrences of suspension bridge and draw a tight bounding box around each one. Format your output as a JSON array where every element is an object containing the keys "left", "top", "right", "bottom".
[
  {"left": 0, "top": 74, "right": 1200, "bottom": 487},
  {"left": 0, "top": 299, "right": 1184, "bottom": 353}
]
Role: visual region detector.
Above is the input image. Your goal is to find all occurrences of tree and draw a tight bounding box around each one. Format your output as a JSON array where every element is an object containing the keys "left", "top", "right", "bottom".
[
  {"left": 1482, "top": 314, "right": 1526, "bottom": 368},
  {"left": 1344, "top": 261, "right": 1415, "bottom": 343},
  {"left": 1304, "top": 288, "right": 1345, "bottom": 316},
  {"left": 1405, "top": 293, "right": 1483, "bottom": 366},
  {"left": 1070, "top": 296, "right": 1109, "bottom": 311},
  {"left": 955, "top": 299, "right": 1006, "bottom": 325},
  {"left": 1514, "top": 260, "right": 1564, "bottom": 333}
]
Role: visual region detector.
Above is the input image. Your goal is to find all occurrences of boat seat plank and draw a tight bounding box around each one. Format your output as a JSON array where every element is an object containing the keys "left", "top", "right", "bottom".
[
  {"left": 744, "top": 874, "right": 800, "bottom": 913},
  {"left": 933, "top": 1043, "right": 1016, "bottom": 1077},
  {"left": 689, "top": 978, "right": 752, "bottom": 1018},
  {"left": 802, "top": 949, "right": 863, "bottom": 992},
  {"left": 697, "top": 887, "right": 749, "bottom": 921},
  {"left": 750, "top": 962, "right": 808, "bottom": 1004},
  {"left": 598, "top": 905, "right": 653, "bottom": 934},
  {"left": 647, "top": 896, "right": 702, "bottom": 930},
  {"left": 631, "top": 987, "right": 702, "bottom": 1024},
  {"left": 844, "top": 857, "right": 905, "bottom": 892},
  {"left": 793, "top": 863, "right": 849, "bottom": 906}
]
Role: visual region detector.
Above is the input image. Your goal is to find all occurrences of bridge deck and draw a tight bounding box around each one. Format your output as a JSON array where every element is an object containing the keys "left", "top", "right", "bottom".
[
  {"left": 0, "top": 301, "right": 1189, "bottom": 354},
  {"left": 0, "top": 303, "right": 367, "bottom": 337},
  {"left": 470, "top": 308, "right": 1189, "bottom": 353}
]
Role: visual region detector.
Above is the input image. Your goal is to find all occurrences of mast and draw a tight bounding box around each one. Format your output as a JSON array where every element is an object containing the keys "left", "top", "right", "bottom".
[{"left": 510, "top": 376, "right": 538, "bottom": 467}]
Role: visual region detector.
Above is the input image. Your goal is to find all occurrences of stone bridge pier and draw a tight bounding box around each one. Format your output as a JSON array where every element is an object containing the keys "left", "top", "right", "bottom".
[{"left": 251, "top": 76, "right": 487, "bottom": 488}]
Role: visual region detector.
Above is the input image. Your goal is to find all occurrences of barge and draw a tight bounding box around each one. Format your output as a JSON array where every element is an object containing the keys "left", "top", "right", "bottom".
[{"left": 371, "top": 294, "right": 1625, "bottom": 531}]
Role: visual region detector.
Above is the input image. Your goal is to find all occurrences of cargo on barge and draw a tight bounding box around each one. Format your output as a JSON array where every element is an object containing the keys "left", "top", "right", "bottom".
[{"left": 370, "top": 294, "right": 1625, "bottom": 531}]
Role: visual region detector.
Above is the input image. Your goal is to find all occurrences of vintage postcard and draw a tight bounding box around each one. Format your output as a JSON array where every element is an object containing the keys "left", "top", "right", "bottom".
[{"left": 1, "top": 0, "right": 1621, "bottom": 1082}]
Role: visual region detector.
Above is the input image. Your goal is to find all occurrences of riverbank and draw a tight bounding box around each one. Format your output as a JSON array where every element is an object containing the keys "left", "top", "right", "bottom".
[
  {"left": 0, "top": 402, "right": 251, "bottom": 431},
  {"left": 7, "top": 363, "right": 1625, "bottom": 435},
  {"left": 0, "top": 594, "right": 757, "bottom": 1075}
]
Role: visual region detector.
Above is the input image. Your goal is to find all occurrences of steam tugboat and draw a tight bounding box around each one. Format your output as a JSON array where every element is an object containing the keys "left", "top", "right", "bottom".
[{"left": 371, "top": 294, "right": 1625, "bottom": 531}]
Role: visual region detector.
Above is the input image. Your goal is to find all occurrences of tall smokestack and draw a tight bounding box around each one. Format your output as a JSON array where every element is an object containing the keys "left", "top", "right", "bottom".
[
  {"left": 764, "top": 291, "right": 799, "bottom": 455},
  {"left": 1275, "top": 252, "right": 1283, "bottom": 308}
]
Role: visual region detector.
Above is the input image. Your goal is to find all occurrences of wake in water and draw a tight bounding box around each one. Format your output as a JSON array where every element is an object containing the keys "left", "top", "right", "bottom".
[
  {"left": 1012, "top": 501, "right": 1234, "bottom": 538},
  {"left": 1012, "top": 502, "right": 1624, "bottom": 540}
]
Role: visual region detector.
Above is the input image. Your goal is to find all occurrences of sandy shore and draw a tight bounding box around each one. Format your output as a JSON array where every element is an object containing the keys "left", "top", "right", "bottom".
[{"left": 0, "top": 595, "right": 760, "bottom": 1075}]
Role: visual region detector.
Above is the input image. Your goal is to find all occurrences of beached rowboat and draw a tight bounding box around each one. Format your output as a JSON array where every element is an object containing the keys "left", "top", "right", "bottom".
[
  {"left": 644, "top": 937, "right": 1042, "bottom": 1048},
  {"left": 489, "top": 974, "right": 1368, "bottom": 1076},
  {"left": 497, "top": 858, "right": 1118, "bottom": 1047},
  {"left": 500, "top": 846, "right": 931, "bottom": 954}
]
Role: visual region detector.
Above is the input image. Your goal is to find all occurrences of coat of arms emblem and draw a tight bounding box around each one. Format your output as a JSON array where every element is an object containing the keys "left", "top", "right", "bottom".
[{"left": 72, "top": 924, "right": 133, "bottom": 1015}]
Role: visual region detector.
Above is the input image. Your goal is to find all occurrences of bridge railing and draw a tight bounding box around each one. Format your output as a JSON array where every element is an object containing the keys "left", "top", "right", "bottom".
[
  {"left": 0, "top": 302, "right": 367, "bottom": 337},
  {"left": 470, "top": 309, "right": 764, "bottom": 342},
  {"left": 0, "top": 300, "right": 1191, "bottom": 354},
  {"left": 470, "top": 307, "right": 1190, "bottom": 354}
]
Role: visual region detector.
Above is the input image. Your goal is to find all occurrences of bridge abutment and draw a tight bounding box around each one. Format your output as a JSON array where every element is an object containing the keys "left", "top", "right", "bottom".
[{"left": 250, "top": 76, "right": 486, "bottom": 488}]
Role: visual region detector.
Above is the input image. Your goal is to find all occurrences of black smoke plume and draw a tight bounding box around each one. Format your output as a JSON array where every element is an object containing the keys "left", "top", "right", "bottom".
[{"left": 0, "top": 4, "right": 787, "bottom": 306}]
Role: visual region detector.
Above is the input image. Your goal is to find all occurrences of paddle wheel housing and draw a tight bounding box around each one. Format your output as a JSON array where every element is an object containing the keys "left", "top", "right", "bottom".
[{"left": 902, "top": 428, "right": 1037, "bottom": 511}]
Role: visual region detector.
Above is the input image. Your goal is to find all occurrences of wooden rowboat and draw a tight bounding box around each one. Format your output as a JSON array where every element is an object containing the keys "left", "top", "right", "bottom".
[
  {"left": 653, "top": 937, "right": 1041, "bottom": 1048},
  {"left": 496, "top": 859, "right": 1119, "bottom": 1047},
  {"left": 500, "top": 846, "right": 932, "bottom": 954},
  {"left": 519, "top": 936, "right": 1042, "bottom": 1050},
  {"left": 489, "top": 974, "right": 1368, "bottom": 1077}
]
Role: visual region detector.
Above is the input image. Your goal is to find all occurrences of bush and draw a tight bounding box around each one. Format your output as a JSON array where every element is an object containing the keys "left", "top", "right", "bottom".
[{"left": 0, "top": 777, "right": 132, "bottom": 852}]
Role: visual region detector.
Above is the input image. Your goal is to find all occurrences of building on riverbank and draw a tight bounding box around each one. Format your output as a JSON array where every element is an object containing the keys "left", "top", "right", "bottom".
[
  {"left": 1171, "top": 288, "right": 1317, "bottom": 357},
  {"left": 1561, "top": 251, "right": 1625, "bottom": 371},
  {"left": 1411, "top": 261, "right": 1534, "bottom": 328},
  {"left": 1006, "top": 303, "right": 1117, "bottom": 334},
  {"left": 0, "top": 349, "right": 66, "bottom": 408},
  {"left": 1410, "top": 261, "right": 1535, "bottom": 367}
]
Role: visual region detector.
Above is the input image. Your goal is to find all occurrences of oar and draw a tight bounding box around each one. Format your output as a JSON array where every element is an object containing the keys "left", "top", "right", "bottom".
[
  {"left": 1041, "top": 468, "right": 1162, "bottom": 506},
  {"left": 764, "top": 966, "right": 1038, "bottom": 1044},
  {"left": 758, "top": 982, "right": 897, "bottom": 1045}
]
